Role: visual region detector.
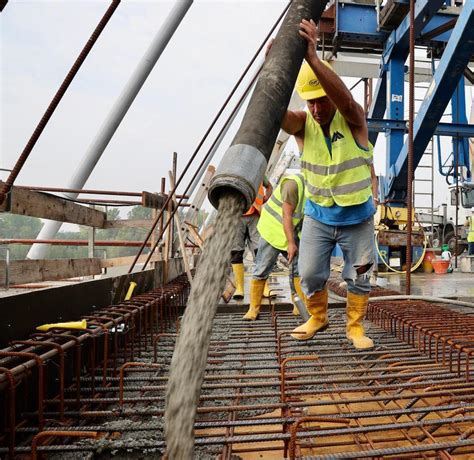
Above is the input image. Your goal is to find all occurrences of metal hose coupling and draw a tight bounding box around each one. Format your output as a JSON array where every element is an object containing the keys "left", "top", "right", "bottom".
[{"left": 208, "top": 144, "right": 267, "bottom": 211}]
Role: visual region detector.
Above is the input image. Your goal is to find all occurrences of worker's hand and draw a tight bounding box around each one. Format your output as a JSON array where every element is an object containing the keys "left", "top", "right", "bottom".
[
  {"left": 299, "top": 19, "right": 319, "bottom": 62},
  {"left": 287, "top": 241, "right": 298, "bottom": 264},
  {"left": 263, "top": 183, "right": 273, "bottom": 203}
]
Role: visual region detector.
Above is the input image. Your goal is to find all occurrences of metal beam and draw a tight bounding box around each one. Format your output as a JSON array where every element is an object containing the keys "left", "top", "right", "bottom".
[
  {"left": 367, "top": 118, "right": 474, "bottom": 137},
  {"left": 451, "top": 77, "right": 470, "bottom": 173},
  {"left": 389, "top": 2, "right": 474, "bottom": 194},
  {"left": 368, "top": 74, "right": 387, "bottom": 146},
  {"left": 386, "top": 0, "right": 446, "bottom": 54},
  {"left": 367, "top": 0, "right": 446, "bottom": 146},
  {"left": 332, "top": 2, "right": 458, "bottom": 52}
]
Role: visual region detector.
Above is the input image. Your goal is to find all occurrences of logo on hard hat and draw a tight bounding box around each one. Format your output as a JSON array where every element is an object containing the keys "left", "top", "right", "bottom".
[{"left": 309, "top": 79, "right": 319, "bottom": 86}]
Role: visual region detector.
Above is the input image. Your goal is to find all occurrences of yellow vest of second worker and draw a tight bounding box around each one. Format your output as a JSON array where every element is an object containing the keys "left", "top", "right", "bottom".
[
  {"left": 468, "top": 216, "right": 474, "bottom": 243},
  {"left": 257, "top": 174, "right": 305, "bottom": 251},
  {"left": 302, "top": 110, "right": 373, "bottom": 207}
]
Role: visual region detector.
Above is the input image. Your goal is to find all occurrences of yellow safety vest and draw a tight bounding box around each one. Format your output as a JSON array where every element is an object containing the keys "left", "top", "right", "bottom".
[
  {"left": 468, "top": 216, "right": 474, "bottom": 243},
  {"left": 257, "top": 174, "right": 305, "bottom": 251},
  {"left": 302, "top": 110, "right": 373, "bottom": 207}
]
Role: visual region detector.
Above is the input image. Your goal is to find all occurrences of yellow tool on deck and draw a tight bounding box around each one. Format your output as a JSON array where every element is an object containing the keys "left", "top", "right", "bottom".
[
  {"left": 124, "top": 281, "right": 137, "bottom": 300},
  {"left": 36, "top": 319, "right": 87, "bottom": 332}
]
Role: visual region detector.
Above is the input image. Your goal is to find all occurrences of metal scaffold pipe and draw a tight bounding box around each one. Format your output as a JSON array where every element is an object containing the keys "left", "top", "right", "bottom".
[
  {"left": 208, "top": 0, "right": 329, "bottom": 210},
  {"left": 27, "top": 0, "right": 193, "bottom": 260}
]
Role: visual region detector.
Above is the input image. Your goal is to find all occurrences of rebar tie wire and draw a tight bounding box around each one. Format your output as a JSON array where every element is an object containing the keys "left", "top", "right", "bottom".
[
  {"left": 128, "top": 1, "right": 293, "bottom": 273},
  {"left": 0, "top": 1, "right": 121, "bottom": 205}
]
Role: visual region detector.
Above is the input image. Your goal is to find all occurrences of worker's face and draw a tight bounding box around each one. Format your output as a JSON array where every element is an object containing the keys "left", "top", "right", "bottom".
[{"left": 307, "top": 96, "right": 336, "bottom": 126}]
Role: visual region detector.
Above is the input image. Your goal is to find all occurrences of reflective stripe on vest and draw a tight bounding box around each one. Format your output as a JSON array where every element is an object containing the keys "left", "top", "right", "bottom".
[
  {"left": 468, "top": 216, "right": 474, "bottom": 243},
  {"left": 243, "top": 184, "right": 265, "bottom": 216},
  {"left": 302, "top": 110, "right": 373, "bottom": 207},
  {"left": 257, "top": 175, "right": 305, "bottom": 251}
]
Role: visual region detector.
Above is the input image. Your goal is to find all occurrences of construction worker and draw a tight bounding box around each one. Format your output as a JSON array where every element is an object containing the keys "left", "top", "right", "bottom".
[
  {"left": 281, "top": 19, "right": 376, "bottom": 349},
  {"left": 231, "top": 177, "right": 273, "bottom": 300},
  {"left": 466, "top": 209, "right": 474, "bottom": 255},
  {"left": 243, "top": 172, "right": 306, "bottom": 320}
]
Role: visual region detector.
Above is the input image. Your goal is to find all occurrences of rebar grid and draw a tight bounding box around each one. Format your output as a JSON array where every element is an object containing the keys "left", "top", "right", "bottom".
[
  {"left": 368, "top": 300, "right": 474, "bottom": 380},
  {"left": 0, "top": 275, "right": 189, "bottom": 458},
  {"left": 1, "top": 285, "right": 473, "bottom": 458}
]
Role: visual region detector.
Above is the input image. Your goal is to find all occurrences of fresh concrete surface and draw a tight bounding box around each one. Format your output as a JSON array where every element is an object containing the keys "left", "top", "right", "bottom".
[{"left": 377, "top": 270, "right": 474, "bottom": 302}]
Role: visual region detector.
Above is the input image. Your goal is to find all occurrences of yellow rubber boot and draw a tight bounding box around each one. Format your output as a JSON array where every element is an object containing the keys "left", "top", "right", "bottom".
[
  {"left": 263, "top": 280, "right": 271, "bottom": 298},
  {"left": 243, "top": 279, "right": 266, "bottom": 320},
  {"left": 291, "top": 288, "right": 329, "bottom": 340},
  {"left": 346, "top": 292, "right": 374, "bottom": 349},
  {"left": 291, "top": 276, "right": 305, "bottom": 316},
  {"left": 232, "top": 263, "right": 245, "bottom": 300}
]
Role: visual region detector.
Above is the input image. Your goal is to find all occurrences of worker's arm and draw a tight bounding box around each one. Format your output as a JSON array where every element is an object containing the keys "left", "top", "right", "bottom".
[
  {"left": 370, "top": 165, "right": 379, "bottom": 206},
  {"left": 283, "top": 201, "right": 298, "bottom": 263},
  {"left": 299, "top": 19, "right": 367, "bottom": 129},
  {"left": 281, "top": 179, "right": 299, "bottom": 263},
  {"left": 281, "top": 110, "right": 307, "bottom": 135}
]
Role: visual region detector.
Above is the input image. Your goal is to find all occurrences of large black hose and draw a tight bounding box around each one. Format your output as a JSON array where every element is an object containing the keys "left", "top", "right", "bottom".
[{"left": 208, "top": 0, "right": 329, "bottom": 210}]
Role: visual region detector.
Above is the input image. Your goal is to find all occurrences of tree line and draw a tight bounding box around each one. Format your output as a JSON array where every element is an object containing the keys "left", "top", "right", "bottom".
[{"left": 0, "top": 206, "right": 153, "bottom": 260}]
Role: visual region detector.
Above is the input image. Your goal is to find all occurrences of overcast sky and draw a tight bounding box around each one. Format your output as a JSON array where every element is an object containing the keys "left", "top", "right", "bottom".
[
  {"left": 2, "top": 0, "right": 472, "bottom": 216},
  {"left": 1, "top": 1, "right": 293, "bottom": 195}
]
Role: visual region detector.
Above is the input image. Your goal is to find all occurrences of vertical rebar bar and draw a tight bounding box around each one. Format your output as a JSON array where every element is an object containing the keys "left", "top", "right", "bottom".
[
  {"left": 454, "top": 83, "right": 460, "bottom": 268},
  {"left": 405, "top": 0, "right": 415, "bottom": 294}
]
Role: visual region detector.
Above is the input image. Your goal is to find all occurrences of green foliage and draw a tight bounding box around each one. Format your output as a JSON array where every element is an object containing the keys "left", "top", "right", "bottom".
[
  {"left": 0, "top": 214, "right": 43, "bottom": 259},
  {"left": 0, "top": 205, "right": 204, "bottom": 261}
]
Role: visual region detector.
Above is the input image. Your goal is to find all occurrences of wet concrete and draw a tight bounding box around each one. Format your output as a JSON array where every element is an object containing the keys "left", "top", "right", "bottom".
[{"left": 377, "top": 270, "right": 474, "bottom": 302}]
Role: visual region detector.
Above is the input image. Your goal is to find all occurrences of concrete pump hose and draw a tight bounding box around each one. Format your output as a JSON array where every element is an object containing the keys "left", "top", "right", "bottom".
[{"left": 208, "top": 0, "right": 329, "bottom": 211}]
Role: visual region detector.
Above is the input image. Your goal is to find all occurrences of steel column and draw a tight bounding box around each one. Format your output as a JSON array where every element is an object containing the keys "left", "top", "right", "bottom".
[{"left": 389, "top": 2, "right": 474, "bottom": 194}]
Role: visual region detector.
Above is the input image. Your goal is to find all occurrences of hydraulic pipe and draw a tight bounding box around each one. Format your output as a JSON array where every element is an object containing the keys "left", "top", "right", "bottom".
[
  {"left": 208, "top": 0, "right": 329, "bottom": 210},
  {"left": 27, "top": 0, "right": 193, "bottom": 260}
]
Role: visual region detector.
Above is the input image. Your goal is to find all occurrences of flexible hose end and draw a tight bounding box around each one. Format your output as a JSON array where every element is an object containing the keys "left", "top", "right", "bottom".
[{"left": 208, "top": 144, "right": 267, "bottom": 210}]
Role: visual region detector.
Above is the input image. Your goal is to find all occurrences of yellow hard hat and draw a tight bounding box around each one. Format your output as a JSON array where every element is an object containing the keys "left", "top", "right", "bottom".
[{"left": 295, "top": 60, "right": 332, "bottom": 101}]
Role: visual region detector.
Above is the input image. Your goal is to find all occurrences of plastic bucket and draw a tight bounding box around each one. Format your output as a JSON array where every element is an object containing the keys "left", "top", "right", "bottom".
[
  {"left": 422, "top": 250, "right": 435, "bottom": 273},
  {"left": 431, "top": 259, "right": 450, "bottom": 274}
]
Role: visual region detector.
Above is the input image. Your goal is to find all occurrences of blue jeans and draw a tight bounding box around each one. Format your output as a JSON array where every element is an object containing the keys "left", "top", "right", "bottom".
[
  {"left": 469, "top": 242, "right": 474, "bottom": 256},
  {"left": 253, "top": 238, "right": 300, "bottom": 279},
  {"left": 299, "top": 216, "right": 374, "bottom": 296}
]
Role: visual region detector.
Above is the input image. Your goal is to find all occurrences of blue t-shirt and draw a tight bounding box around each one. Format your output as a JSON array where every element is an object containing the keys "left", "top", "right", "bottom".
[
  {"left": 305, "top": 197, "right": 375, "bottom": 226},
  {"left": 304, "top": 136, "right": 375, "bottom": 226}
]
